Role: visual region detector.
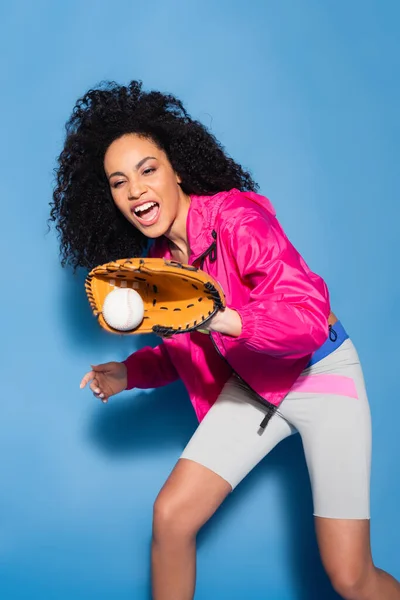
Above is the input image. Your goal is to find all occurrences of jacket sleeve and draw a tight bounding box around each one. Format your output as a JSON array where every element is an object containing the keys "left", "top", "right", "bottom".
[
  {"left": 122, "top": 340, "right": 180, "bottom": 390},
  {"left": 221, "top": 203, "right": 331, "bottom": 358}
]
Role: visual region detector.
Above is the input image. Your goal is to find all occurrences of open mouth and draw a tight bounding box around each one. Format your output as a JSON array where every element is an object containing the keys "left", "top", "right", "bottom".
[{"left": 132, "top": 201, "right": 160, "bottom": 226}]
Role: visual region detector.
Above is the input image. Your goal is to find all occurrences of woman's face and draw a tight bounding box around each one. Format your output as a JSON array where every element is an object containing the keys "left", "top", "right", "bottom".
[{"left": 104, "top": 134, "right": 189, "bottom": 239}]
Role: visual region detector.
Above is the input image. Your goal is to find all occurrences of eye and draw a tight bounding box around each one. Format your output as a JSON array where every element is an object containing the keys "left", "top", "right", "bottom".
[
  {"left": 112, "top": 180, "right": 125, "bottom": 189},
  {"left": 142, "top": 167, "right": 156, "bottom": 176}
]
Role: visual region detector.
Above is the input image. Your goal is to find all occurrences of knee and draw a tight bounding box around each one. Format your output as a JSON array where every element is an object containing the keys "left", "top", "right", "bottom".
[
  {"left": 152, "top": 494, "right": 199, "bottom": 542},
  {"left": 328, "top": 564, "right": 373, "bottom": 599}
]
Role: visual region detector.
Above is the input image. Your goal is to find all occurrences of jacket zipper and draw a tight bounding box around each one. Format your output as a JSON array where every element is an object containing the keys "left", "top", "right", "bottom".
[
  {"left": 192, "top": 229, "right": 337, "bottom": 431},
  {"left": 196, "top": 230, "right": 278, "bottom": 430},
  {"left": 209, "top": 333, "right": 278, "bottom": 431},
  {"left": 210, "top": 325, "right": 339, "bottom": 429}
]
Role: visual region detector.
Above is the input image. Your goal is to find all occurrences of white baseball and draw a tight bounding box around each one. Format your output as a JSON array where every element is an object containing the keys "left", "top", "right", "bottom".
[{"left": 102, "top": 288, "right": 144, "bottom": 331}]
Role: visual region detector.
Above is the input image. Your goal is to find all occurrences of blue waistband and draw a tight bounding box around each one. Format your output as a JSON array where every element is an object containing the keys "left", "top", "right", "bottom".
[{"left": 306, "top": 321, "right": 349, "bottom": 368}]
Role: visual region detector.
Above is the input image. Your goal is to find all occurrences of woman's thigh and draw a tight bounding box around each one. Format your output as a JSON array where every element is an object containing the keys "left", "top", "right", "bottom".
[
  {"left": 180, "top": 376, "right": 296, "bottom": 491},
  {"left": 280, "top": 339, "right": 372, "bottom": 520},
  {"left": 315, "top": 517, "right": 374, "bottom": 595},
  {"left": 153, "top": 458, "right": 233, "bottom": 536},
  {"left": 154, "top": 377, "right": 295, "bottom": 535},
  {"left": 315, "top": 517, "right": 372, "bottom": 569}
]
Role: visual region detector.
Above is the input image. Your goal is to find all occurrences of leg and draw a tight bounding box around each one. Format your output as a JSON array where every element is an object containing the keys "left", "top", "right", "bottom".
[
  {"left": 152, "top": 376, "right": 295, "bottom": 600},
  {"left": 316, "top": 517, "right": 400, "bottom": 599},
  {"left": 282, "top": 340, "right": 400, "bottom": 599},
  {"left": 152, "top": 458, "right": 231, "bottom": 600}
]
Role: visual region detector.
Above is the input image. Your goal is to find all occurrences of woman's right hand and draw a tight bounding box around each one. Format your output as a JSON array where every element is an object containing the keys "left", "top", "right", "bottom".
[{"left": 80, "top": 361, "right": 128, "bottom": 403}]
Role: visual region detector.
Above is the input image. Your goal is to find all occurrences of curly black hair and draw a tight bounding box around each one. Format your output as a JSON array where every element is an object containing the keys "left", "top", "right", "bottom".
[{"left": 49, "top": 80, "right": 258, "bottom": 270}]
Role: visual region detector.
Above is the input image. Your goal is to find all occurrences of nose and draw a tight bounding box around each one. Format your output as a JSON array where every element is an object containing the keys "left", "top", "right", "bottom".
[{"left": 127, "top": 178, "right": 147, "bottom": 200}]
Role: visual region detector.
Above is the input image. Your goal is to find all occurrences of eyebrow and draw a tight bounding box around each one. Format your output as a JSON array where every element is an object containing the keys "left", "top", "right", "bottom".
[{"left": 108, "top": 156, "right": 157, "bottom": 180}]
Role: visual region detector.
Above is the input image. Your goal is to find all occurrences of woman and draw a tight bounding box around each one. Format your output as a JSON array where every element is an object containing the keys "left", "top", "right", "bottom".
[{"left": 50, "top": 81, "right": 400, "bottom": 600}]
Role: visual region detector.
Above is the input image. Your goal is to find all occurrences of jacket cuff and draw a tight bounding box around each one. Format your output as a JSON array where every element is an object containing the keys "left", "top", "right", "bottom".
[
  {"left": 232, "top": 305, "right": 258, "bottom": 345},
  {"left": 122, "top": 357, "right": 136, "bottom": 390}
]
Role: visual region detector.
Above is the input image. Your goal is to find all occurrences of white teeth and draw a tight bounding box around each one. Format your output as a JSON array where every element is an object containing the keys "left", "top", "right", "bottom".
[{"left": 134, "top": 201, "right": 157, "bottom": 215}]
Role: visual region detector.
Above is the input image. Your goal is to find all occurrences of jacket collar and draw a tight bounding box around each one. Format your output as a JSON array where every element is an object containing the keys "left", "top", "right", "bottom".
[
  {"left": 187, "top": 189, "right": 276, "bottom": 261},
  {"left": 186, "top": 190, "right": 231, "bottom": 261},
  {"left": 151, "top": 189, "right": 236, "bottom": 263}
]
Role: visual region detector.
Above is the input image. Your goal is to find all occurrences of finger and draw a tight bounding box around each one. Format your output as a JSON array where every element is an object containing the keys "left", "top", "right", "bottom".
[
  {"left": 91, "top": 363, "right": 111, "bottom": 372},
  {"left": 89, "top": 379, "right": 100, "bottom": 394},
  {"left": 80, "top": 370, "right": 95, "bottom": 388},
  {"left": 92, "top": 390, "right": 108, "bottom": 403}
]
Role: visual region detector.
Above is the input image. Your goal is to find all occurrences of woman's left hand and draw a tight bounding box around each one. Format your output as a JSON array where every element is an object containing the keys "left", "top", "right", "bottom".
[{"left": 207, "top": 307, "right": 242, "bottom": 337}]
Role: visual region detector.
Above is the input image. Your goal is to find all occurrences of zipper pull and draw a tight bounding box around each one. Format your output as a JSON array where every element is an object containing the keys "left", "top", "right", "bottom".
[
  {"left": 209, "top": 230, "right": 217, "bottom": 263},
  {"left": 259, "top": 409, "right": 275, "bottom": 431}
]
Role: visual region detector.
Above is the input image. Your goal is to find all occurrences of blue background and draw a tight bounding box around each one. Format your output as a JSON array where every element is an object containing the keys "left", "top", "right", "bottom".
[{"left": 1, "top": 1, "right": 399, "bottom": 598}]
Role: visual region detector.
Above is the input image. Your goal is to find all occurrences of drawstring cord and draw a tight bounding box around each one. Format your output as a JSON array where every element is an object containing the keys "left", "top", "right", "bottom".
[{"left": 329, "top": 324, "right": 338, "bottom": 342}]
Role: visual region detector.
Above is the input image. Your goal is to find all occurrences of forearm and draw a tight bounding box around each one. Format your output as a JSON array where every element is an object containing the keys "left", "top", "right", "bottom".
[{"left": 208, "top": 301, "right": 329, "bottom": 357}]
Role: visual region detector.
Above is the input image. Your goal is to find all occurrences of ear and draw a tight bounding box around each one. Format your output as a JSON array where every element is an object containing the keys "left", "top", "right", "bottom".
[{"left": 175, "top": 172, "right": 182, "bottom": 185}]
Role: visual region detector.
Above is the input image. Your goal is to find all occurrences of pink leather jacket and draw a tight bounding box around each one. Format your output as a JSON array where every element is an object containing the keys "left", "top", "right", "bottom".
[{"left": 123, "top": 189, "right": 331, "bottom": 423}]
